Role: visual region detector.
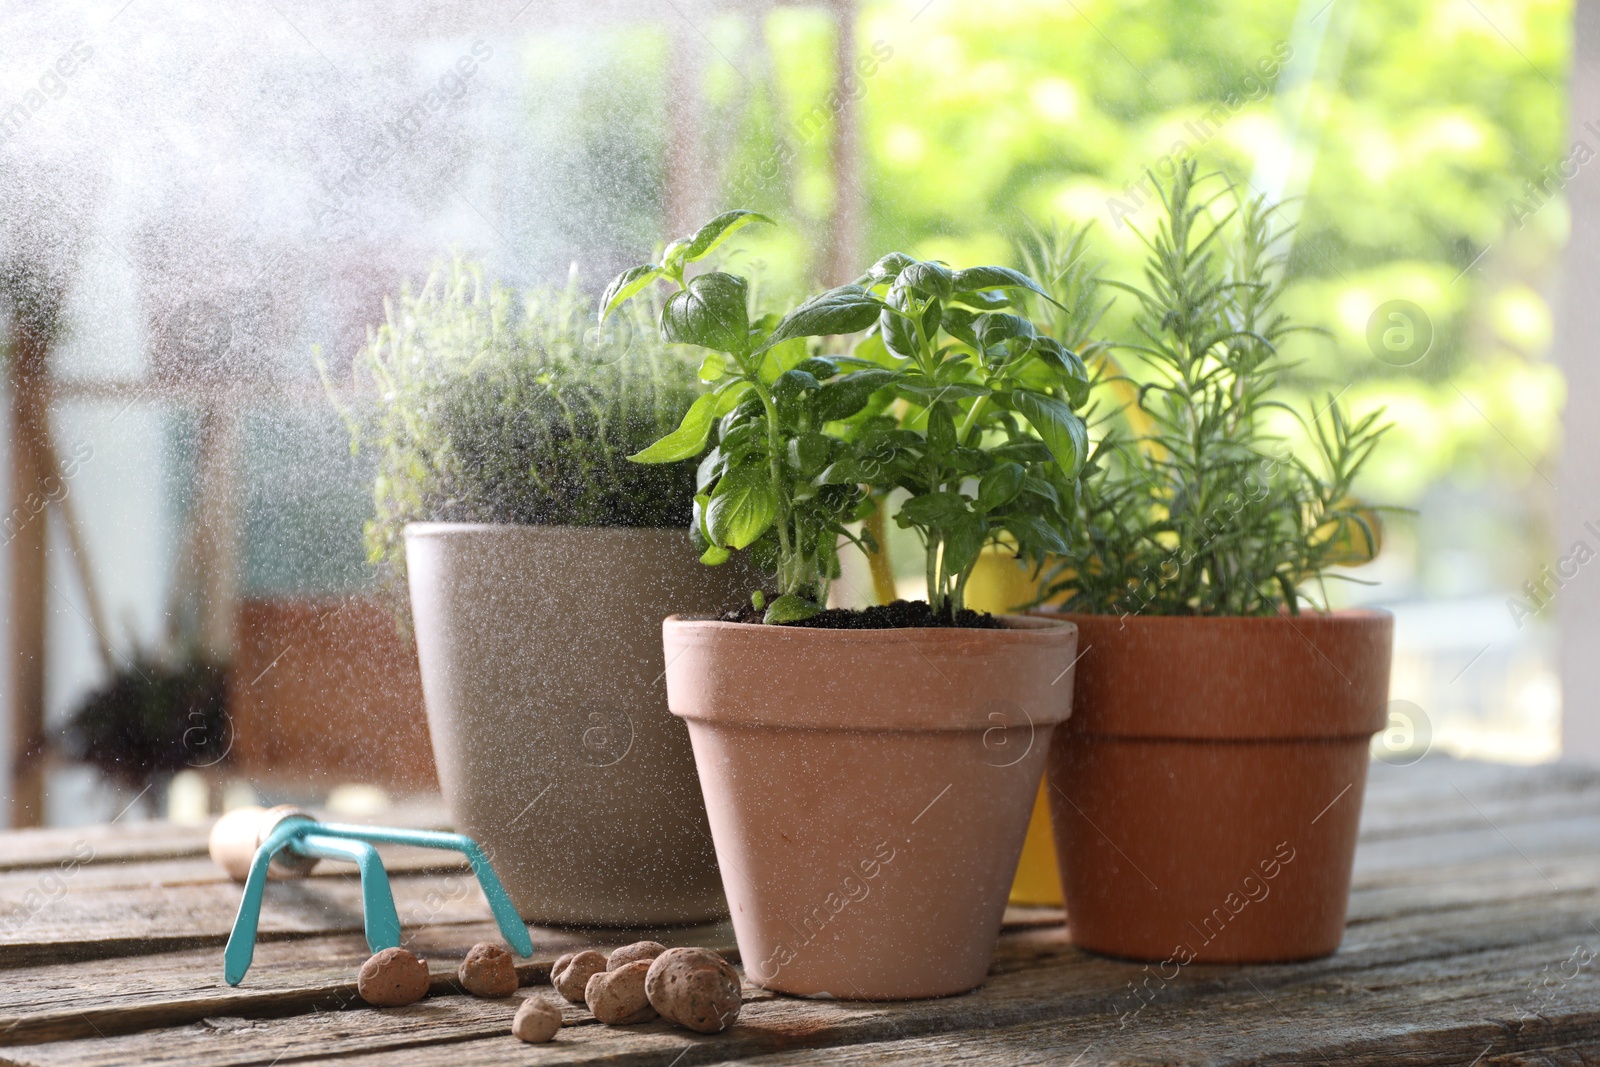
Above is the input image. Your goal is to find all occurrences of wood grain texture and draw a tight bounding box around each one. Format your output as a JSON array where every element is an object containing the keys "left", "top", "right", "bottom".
[{"left": 0, "top": 757, "right": 1594, "bottom": 1065}]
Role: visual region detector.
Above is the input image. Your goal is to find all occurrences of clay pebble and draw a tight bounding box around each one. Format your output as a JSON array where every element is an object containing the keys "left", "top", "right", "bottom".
[
  {"left": 511, "top": 996, "right": 563, "bottom": 1043},
  {"left": 357, "top": 947, "right": 430, "bottom": 1007},
  {"left": 585, "top": 960, "right": 657, "bottom": 1025},
  {"left": 645, "top": 947, "right": 742, "bottom": 1034},
  {"left": 551, "top": 950, "right": 607, "bottom": 1003},
  {"left": 458, "top": 941, "right": 519, "bottom": 999},
  {"left": 607, "top": 940, "right": 666, "bottom": 970}
]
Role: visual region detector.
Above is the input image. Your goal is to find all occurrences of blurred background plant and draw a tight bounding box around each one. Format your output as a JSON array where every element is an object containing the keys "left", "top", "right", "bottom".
[
  {"left": 61, "top": 654, "right": 229, "bottom": 798},
  {"left": 325, "top": 259, "right": 702, "bottom": 587}
]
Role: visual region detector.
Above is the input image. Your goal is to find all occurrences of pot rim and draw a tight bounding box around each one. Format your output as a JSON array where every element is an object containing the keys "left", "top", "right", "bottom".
[
  {"left": 664, "top": 612, "right": 1075, "bottom": 643},
  {"left": 404, "top": 521, "right": 691, "bottom": 539},
  {"left": 662, "top": 613, "right": 1078, "bottom": 731},
  {"left": 1033, "top": 606, "right": 1393, "bottom": 626}
]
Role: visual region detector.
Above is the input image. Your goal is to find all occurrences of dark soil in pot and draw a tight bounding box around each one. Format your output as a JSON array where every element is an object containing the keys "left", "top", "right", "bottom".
[{"left": 717, "top": 598, "right": 1003, "bottom": 629}]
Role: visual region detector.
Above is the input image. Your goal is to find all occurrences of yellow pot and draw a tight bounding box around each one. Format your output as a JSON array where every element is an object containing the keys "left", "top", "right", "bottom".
[{"left": 964, "top": 548, "right": 1066, "bottom": 908}]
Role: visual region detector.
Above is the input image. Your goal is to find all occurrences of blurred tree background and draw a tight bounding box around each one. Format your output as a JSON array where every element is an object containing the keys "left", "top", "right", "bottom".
[{"left": 668, "top": 0, "right": 1572, "bottom": 616}]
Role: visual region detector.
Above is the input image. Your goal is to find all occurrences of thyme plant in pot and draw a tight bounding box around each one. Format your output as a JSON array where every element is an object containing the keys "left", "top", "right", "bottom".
[
  {"left": 329, "top": 260, "right": 754, "bottom": 925},
  {"left": 604, "top": 211, "right": 1088, "bottom": 998},
  {"left": 1036, "top": 164, "right": 1394, "bottom": 963}
]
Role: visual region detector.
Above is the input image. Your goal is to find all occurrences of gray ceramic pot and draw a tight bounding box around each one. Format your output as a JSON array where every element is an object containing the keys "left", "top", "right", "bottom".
[{"left": 405, "top": 523, "right": 754, "bottom": 925}]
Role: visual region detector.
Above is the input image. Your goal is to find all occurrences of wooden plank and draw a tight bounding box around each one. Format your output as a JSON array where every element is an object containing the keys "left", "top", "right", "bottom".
[
  {"left": 0, "top": 920, "right": 739, "bottom": 1046},
  {"left": 13, "top": 894, "right": 1599, "bottom": 1067},
  {"left": 0, "top": 759, "right": 1590, "bottom": 1062}
]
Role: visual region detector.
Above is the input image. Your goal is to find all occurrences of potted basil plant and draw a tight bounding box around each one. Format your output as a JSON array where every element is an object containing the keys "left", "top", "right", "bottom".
[
  {"left": 1037, "top": 163, "right": 1394, "bottom": 963},
  {"left": 604, "top": 211, "right": 1088, "bottom": 999},
  {"left": 329, "top": 259, "right": 754, "bottom": 925}
]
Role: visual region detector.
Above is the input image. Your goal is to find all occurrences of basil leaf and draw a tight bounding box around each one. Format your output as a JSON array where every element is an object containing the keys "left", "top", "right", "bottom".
[
  {"left": 763, "top": 285, "right": 884, "bottom": 349},
  {"left": 599, "top": 264, "right": 662, "bottom": 323},
  {"left": 861, "top": 251, "right": 915, "bottom": 285},
  {"left": 897, "top": 490, "right": 972, "bottom": 527},
  {"left": 975, "top": 313, "right": 1037, "bottom": 347},
  {"left": 1004, "top": 513, "right": 1070, "bottom": 555},
  {"left": 662, "top": 272, "right": 750, "bottom": 354},
  {"left": 629, "top": 391, "right": 718, "bottom": 463},
  {"left": 950, "top": 265, "right": 1064, "bottom": 308},
  {"left": 764, "top": 593, "right": 821, "bottom": 624},
  {"left": 900, "top": 260, "right": 953, "bottom": 299},
  {"left": 814, "top": 368, "right": 901, "bottom": 422},
  {"left": 706, "top": 465, "right": 778, "bottom": 549},
  {"left": 880, "top": 305, "right": 920, "bottom": 360},
  {"left": 978, "top": 462, "right": 1026, "bottom": 511},
  {"left": 681, "top": 210, "right": 773, "bottom": 262},
  {"left": 951, "top": 289, "right": 1011, "bottom": 311},
  {"left": 1012, "top": 389, "right": 1089, "bottom": 475}
]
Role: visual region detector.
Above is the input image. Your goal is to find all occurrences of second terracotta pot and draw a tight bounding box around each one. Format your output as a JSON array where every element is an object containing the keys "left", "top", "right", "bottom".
[
  {"left": 406, "top": 523, "right": 756, "bottom": 925},
  {"left": 663, "top": 614, "right": 1078, "bottom": 999},
  {"left": 1042, "top": 610, "right": 1392, "bottom": 963}
]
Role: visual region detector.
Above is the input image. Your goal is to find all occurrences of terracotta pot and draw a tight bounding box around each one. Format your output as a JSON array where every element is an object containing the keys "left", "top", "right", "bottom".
[
  {"left": 405, "top": 523, "right": 755, "bottom": 925},
  {"left": 663, "top": 614, "right": 1078, "bottom": 999},
  {"left": 963, "top": 549, "right": 1068, "bottom": 907},
  {"left": 1042, "top": 610, "right": 1392, "bottom": 963}
]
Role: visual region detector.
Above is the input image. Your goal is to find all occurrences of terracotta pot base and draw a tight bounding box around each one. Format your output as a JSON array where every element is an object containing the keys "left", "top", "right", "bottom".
[
  {"left": 1041, "top": 611, "right": 1393, "bottom": 964},
  {"left": 1053, "top": 735, "right": 1372, "bottom": 963},
  {"left": 664, "top": 615, "right": 1078, "bottom": 999}
]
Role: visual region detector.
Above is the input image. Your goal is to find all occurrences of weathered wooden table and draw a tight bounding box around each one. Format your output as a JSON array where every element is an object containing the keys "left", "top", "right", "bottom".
[{"left": 0, "top": 756, "right": 1595, "bottom": 1065}]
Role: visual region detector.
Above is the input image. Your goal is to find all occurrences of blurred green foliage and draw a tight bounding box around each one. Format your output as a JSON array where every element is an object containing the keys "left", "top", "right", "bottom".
[{"left": 712, "top": 0, "right": 1571, "bottom": 594}]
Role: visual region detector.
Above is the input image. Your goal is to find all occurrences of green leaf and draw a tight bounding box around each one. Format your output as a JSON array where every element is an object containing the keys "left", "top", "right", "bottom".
[
  {"left": 681, "top": 210, "right": 773, "bottom": 263},
  {"left": 978, "top": 462, "right": 1026, "bottom": 511},
  {"left": 950, "top": 265, "right": 1063, "bottom": 308},
  {"left": 1012, "top": 389, "right": 1089, "bottom": 475},
  {"left": 941, "top": 513, "right": 988, "bottom": 582},
  {"left": 700, "top": 544, "right": 732, "bottom": 565},
  {"left": 713, "top": 378, "right": 753, "bottom": 415},
  {"left": 879, "top": 305, "right": 920, "bottom": 360},
  {"left": 696, "top": 448, "right": 723, "bottom": 491},
  {"left": 897, "top": 380, "right": 988, "bottom": 403},
  {"left": 707, "top": 465, "right": 777, "bottom": 550},
  {"left": 662, "top": 272, "right": 750, "bottom": 354},
  {"left": 763, "top": 285, "right": 884, "bottom": 350},
  {"left": 599, "top": 264, "right": 662, "bottom": 323},
  {"left": 1004, "top": 513, "right": 1070, "bottom": 555},
  {"left": 794, "top": 357, "right": 838, "bottom": 379},
  {"left": 758, "top": 336, "right": 809, "bottom": 382},
  {"left": 861, "top": 252, "right": 914, "bottom": 285},
  {"left": 629, "top": 391, "right": 719, "bottom": 463},
  {"left": 900, "top": 261, "right": 953, "bottom": 299},
  {"left": 814, "top": 457, "right": 866, "bottom": 485},
  {"left": 789, "top": 431, "right": 832, "bottom": 475},
  {"left": 941, "top": 307, "right": 980, "bottom": 349},
  {"left": 927, "top": 403, "right": 957, "bottom": 454},
  {"left": 951, "top": 289, "right": 1010, "bottom": 311},
  {"left": 897, "top": 490, "right": 972, "bottom": 527},
  {"left": 763, "top": 593, "right": 821, "bottom": 624},
  {"left": 974, "top": 313, "right": 1037, "bottom": 348},
  {"left": 814, "top": 368, "right": 901, "bottom": 422},
  {"left": 698, "top": 352, "right": 726, "bottom": 381}
]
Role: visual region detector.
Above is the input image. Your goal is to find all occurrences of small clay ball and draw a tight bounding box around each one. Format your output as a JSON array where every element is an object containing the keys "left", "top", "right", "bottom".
[
  {"left": 511, "top": 996, "right": 563, "bottom": 1043},
  {"left": 646, "top": 947, "right": 742, "bottom": 1033},
  {"left": 551, "top": 950, "right": 607, "bottom": 1003},
  {"left": 585, "top": 960, "right": 657, "bottom": 1025},
  {"left": 607, "top": 940, "right": 667, "bottom": 970},
  {"left": 458, "top": 942, "right": 519, "bottom": 999},
  {"left": 357, "top": 947, "right": 430, "bottom": 1007}
]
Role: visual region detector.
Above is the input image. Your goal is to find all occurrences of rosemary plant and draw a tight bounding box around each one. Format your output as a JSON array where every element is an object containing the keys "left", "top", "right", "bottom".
[
  {"left": 1040, "top": 163, "right": 1390, "bottom": 616},
  {"left": 326, "top": 258, "right": 701, "bottom": 582}
]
